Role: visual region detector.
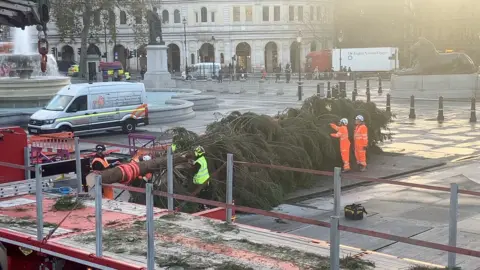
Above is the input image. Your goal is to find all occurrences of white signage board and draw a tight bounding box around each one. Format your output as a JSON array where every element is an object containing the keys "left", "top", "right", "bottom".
[{"left": 332, "top": 47, "right": 399, "bottom": 72}]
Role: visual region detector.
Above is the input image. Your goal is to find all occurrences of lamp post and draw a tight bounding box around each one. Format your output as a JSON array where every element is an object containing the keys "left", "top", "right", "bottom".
[
  {"left": 338, "top": 30, "right": 344, "bottom": 72},
  {"left": 182, "top": 17, "right": 188, "bottom": 78},
  {"left": 297, "top": 31, "right": 303, "bottom": 101},
  {"left": 211, "top": 35, "right": 215, "bottom": 79},
  {"left": 101, "top": 11, "right": 108, "bottom": 61}
]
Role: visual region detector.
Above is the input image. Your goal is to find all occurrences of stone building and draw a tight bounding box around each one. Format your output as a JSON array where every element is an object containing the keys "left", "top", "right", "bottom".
[{"left": 44, "top": 0, "right": 334, "bottom": 73}]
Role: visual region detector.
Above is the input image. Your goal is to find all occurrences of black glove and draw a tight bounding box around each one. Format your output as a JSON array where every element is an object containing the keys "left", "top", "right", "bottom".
[{"left": 364, "top": 146, "right": 368, "bottom": 151}]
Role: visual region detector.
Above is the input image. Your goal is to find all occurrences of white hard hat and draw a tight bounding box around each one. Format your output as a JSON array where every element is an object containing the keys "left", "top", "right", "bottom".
[
  {"left": 340, "top": 118, "right": 348, "bottom": 125},
  {"left": 355, "top": 115, "right": 364, "bottom": 122},
  {"left": 142, "top": 155, "right": 152, "bottom": 161}
]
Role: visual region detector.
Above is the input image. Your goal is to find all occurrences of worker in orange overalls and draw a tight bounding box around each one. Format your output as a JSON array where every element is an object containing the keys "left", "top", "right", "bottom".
[
  {"left": 354, "top": 115, "right": 369, "bottom": 172},
  {"left": 91, "top": 145, "right": 120, "bottom": 199},
  {"left": 330, "top": 118, "right": 351, "bottom": 172}
]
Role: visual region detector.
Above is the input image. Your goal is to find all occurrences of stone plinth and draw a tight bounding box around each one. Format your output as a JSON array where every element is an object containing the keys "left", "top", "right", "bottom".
[
  {"left": 0, "top": 76, "right": 71, "bottom": 108},
  {"left": 391, "top": 74, "right": 479, "bottom": 100},
  {"left": 143, "top": 45, "right": 175, "bottom": 89}
]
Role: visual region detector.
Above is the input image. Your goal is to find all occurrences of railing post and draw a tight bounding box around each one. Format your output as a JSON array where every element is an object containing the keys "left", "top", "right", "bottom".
[
  {"left": 167, "top": 146, "right": 174, "bottom": 211},
  {"left": 226, "top": 153, "right": 233, "bottom": 224},
  {"left": 35, "top": 164, "right": 43, "bottom": 241},
  {"left": 146, "top": 183, "right": 155, "bottom": 270},
  {"left": 352, "top": 90, "right": 357, "bottom": 102},
  {"left": 24, "top": 147, "right": 31, "bottom": 180},
  {"left": 333, "top": 167, "right": 341, "bottom": 216},
  {"left": 74, "top": 137, "right": 83, "bottom": 194},
  {"left": 330, "top": 216, "right": 340, "bottom": 270},
  {"left": 448, "top": 183, "right": 459, "bottom": 269},
  {"left": 95, "top": 175, "right": 103, "bottom": 257}
]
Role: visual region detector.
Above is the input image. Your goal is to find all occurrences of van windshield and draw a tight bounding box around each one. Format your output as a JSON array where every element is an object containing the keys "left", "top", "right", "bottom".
[{"left": 44, "top": 95, "right": 74, "bottom": 111}]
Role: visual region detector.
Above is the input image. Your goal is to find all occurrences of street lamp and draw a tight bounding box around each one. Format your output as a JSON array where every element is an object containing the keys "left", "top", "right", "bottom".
[
  {"left": 297, "top": 31, "right": 303, "bottom": 101},
  {"left": 211, "top": 35, "right": 215, "bottom": 79},
  {"left": 338, "top": 30, "right": 344, "bottom": 71},
  {"left": 101, "top": 11, "right": 109, "bottom": 61},
  {"left": 183, "top": 17, "right": 188, "bottom": 78}
]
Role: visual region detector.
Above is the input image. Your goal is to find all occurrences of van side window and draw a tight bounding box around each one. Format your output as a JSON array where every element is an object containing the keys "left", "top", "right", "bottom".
[{"left": 66, "top": 95, "right": 88, "bottom": 112}]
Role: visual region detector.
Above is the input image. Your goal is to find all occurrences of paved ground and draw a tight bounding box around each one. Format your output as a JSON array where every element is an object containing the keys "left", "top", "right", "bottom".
[{"left": 238, "top": 162, "right": 480, "bottom": 269}]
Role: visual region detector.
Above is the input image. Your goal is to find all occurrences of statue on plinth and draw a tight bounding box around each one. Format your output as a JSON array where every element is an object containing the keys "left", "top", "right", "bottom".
[
  {"left": 395, "top": 37, "right": 478, "bottom": 76},
  {"left": 147, "top": 7, "right": 164, "bottom": 45}
]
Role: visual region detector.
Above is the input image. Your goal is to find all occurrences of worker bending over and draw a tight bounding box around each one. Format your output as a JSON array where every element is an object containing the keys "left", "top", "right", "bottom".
[
  {"left": 330, "top": 118, "right": 351, "bottom": 172},
  {"left": 354, "top": 115, "right": 368, "bottom": 172},
  {"left": 191, "top": 146, "right": 210, "bottom": 185},
  {"left": 91, "top": 144, "right": 120, "bottom": 199}
]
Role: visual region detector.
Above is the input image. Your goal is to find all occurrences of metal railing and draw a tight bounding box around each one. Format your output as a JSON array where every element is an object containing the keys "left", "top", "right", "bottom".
[{"left": 1, "top": 141, "right": 480, "bottom": 269}]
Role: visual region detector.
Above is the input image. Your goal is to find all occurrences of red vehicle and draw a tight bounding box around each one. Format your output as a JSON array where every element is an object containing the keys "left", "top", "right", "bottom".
[{"left": 305, "top": 50, "right": 332, "bottom": 74}]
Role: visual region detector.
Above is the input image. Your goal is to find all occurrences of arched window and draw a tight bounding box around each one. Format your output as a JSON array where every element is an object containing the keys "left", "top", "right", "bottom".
[
  {"left": 174, "top": 10, "right": 180, "bottom": 23},
  {"left": 201, "top": 7, "right": 207, "bottom": 22},
  {"left": 162, "top": 10, "right": 169, "bottom": 23},
  {"left": 120, "top": 11, "right": 127, "bottom": 25}
]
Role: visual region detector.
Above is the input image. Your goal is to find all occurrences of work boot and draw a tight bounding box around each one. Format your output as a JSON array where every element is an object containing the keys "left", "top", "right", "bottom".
[
  {"left": 359, "top": 166, "right": 367, "bottom": 172},
  {"left": 342, "top": 168, "right": 350, "bottom": 173}
]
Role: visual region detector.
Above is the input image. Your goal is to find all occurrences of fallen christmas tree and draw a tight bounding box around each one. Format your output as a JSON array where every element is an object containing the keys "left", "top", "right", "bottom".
[{"left": 98, "top": 96, "right": 393, "bottom": 211}]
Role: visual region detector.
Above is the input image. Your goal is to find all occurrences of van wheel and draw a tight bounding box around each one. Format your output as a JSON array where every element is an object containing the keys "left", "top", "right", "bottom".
[
  {"left": 122, "top": 119, "right": 136, "bottom": 133},
  {"left": 58, "top": 125, "right": 73, "bottom": 133}
]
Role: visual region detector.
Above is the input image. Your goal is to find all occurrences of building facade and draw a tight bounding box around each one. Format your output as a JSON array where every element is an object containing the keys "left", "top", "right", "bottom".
[{"left": 43, "top": 0, "right": 334, "bottom": 73}]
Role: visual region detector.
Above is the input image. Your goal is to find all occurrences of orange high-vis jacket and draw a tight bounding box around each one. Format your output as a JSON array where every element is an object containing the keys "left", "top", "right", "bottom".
[
  {"left": 330, "top": 124, "right": 350, "bottom": 146},
  {"left": 91, "top": 157, "right": 114, "bottom": 199},
  {"left": 354, "top": 124, "right": 368, "bottom": 148}
]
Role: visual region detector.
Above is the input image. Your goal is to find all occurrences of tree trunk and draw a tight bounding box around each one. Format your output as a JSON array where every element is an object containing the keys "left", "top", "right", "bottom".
[
  {"left": 96, "top": 155, "right": 189, "bottom": 184},
  {"left": 79, "top": 7, "right": 91, "bottom": 79}
]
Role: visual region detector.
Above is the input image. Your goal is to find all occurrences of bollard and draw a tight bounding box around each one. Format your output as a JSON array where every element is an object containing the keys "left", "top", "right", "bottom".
[
  {"left": 317, "top": 83, "right": 320, "bottom": 95},
  {"left": 327, "top": 81, "right": 331, "bottom": 92},
  {"left": 353, "top": 79, "right": 357, "bottom": 94},
  {"left": 378, "top": 77, "right": 383, "bottom": 94},
  {"left": 448, "top": 183, "right": 459, "bottom": 269},
  {"left": 327, "top": 88, "right": 332, "bottom": 99},
  {"left": 409, "top": 95, "right": 416, "bottom": 119},
  {"left": 339, "top": 81, "right": 346, "bottom": 98},
  {"left": 366, "top": 90, "right": 371, "bottom": 102},
  {"left": 470, "top": 97, "right": 477, "bottom": 123},
  {"left": 366, "top": 79, "right": 370, "bottom": 92},
  {"left": 297, "top": 82, "right": 303, "bottom": 101},
  {"left": 330, "top": 216, "right": 340, "bottom": 270},
  {"left": 437, "top": 96, "right": 444, "bottom": 122},
  {"left": 386, "top": 94, "right": 391, "bottom": 113},
  {"left": 352, "top": 91, "right": 357, "bottom": 101}
]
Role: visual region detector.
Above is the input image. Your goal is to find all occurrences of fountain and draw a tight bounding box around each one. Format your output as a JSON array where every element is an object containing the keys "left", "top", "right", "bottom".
[{"left": 0, "top": 26, "right": 71, "bottom": 108}]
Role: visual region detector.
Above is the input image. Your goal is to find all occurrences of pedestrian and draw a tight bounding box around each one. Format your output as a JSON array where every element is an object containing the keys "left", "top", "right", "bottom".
[
  {"left": 354, "top": 115, "right": 368, "bottom": 171},
  {"left": 218, "top": 67, "right": 223, "bottom": 82},
  {"left": 330, "top": 118, "right": 351, "bottom": 172},
  {"left": 275, "top": 64, "right": 282, "bottom": 82},
  {"left": 285, "top": 63, "right": 291, "bottom": 83},
  {"left": 261, "top": 68, "right": 267, "bottom": 80}
]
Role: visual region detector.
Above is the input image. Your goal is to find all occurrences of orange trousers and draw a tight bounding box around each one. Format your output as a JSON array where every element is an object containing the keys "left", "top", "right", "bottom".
[
  {"left": 103, "top": 186, "right": 114, "bottom": 199},
  {"left": 355, "top": 147, "right": 367, "bottom": 166},
  {"left": 340, "top": 145, "right": 350, "bottom": 170}
]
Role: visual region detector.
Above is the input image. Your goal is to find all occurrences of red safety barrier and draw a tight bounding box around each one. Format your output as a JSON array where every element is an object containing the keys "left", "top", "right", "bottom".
[
  {"left": 80, "top": 139, "right": 172, "bottom": 154},
  {"left": 103, "top": 183, "right": 480, "bottom": 258},
  {"left": 234, "top": 161, "right": 480, "bottom": 197}
]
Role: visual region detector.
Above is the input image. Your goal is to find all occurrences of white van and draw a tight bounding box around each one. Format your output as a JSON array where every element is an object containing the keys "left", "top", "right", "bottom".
[
  {"left": 191, "top": 63, "right": 221, "bottom": 79},
  {"left": 28, "top": 82, "right": 149, "bottom": 135}
]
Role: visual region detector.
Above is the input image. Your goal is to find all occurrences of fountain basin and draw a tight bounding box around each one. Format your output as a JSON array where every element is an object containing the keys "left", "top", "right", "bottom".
[
  {"left": 0, "top": 76, "right": 72, "bottom": 108},
  {"left": 147, "top": 88, "right": 218, "bottom": 110},
  {"left": 148, "top": 99, "right": 196, "bottom": 124}
]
